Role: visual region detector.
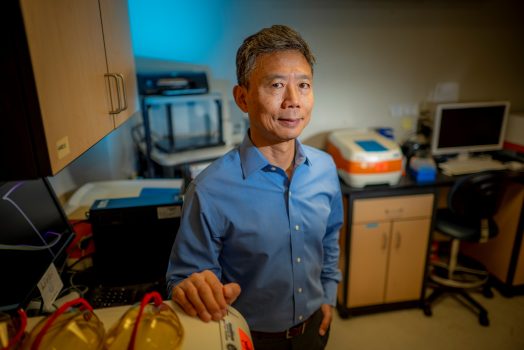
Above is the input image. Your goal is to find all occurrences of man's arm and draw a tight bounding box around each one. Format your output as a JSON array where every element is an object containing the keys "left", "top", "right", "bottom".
[
  {"left": 321, "top": 179, "right": 343, "bottom": 306},
  {"left": 166, "top": 183, "right": 241, "bottom": 321},
  {"left": 319, "top": 168, "right": 344, "bottom": 334},
  {"left": 172, "top": 270, "right": 241, "bottom": 322}
]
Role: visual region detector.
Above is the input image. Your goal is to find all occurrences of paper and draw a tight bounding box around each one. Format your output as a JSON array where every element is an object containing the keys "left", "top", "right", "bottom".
[{"left": 37, "top": 263, "right": 63, "bottom": 311}]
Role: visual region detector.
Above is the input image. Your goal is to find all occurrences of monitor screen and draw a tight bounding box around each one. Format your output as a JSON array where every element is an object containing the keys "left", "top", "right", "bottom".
[
  {"left": 0, "top": 178, "right": 75, "bottom": 311},
  {"left": 430, "top": 101, "right": 509, "bottom": 156}
]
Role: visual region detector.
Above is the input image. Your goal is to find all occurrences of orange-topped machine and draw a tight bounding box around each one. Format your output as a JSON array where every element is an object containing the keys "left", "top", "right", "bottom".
[{"left": 327, "top": 129, "right": 403, "bottom": 188}]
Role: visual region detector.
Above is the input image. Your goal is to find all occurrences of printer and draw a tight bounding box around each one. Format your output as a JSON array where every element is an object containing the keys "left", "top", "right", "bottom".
[
  {"left": 327, "top": 129, "right": 403, "bottom": 188},
  {"left": 137, "top": 71, "right": 208, "bottom": 96}
]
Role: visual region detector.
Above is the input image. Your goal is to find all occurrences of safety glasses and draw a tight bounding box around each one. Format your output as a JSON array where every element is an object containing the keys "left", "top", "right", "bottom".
[
  {"left": 0, "top": 309, "right": 27, "bottom": 350},
  {"left": 18, "top": 291, "right": 184, "bottom": 350},
  {"left": 104, "top": 291, "right": 184, "bottom": 350},
  {"left": 21, "top": 298, "right": 104, "bottom": 350}
]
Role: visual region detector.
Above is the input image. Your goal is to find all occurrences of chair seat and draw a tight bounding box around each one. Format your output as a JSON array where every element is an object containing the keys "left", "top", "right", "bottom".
[{"left": 435, "top": 209, "right": 499, "bottom": 242}]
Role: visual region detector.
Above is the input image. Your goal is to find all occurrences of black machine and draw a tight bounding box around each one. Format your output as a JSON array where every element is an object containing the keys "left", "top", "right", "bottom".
[{"left": 88, "top": 191, "right": 182, "bottom": 288}]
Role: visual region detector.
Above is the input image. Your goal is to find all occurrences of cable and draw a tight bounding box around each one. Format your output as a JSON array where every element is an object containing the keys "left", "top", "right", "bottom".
[{"left": 0, "top": 231, "right": 62, "bottom": 251}]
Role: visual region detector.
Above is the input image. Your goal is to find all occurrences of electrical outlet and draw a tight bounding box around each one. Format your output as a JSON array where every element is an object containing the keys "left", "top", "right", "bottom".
[
  {"left": 431, "top": 82, "right": 459, "bottom": 102},
  {"left": 389, "top": 103, "right": 419, "bottom": 118}
]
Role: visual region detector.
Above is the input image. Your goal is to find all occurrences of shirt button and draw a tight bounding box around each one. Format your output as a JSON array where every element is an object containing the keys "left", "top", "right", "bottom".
[
  {"left": 295, "top": 225, "right": 300, "bottom": 231},
  {"left": 270, "top": 166, "right": 276, "bottom": 171},
  {"left": 299, "top": 315, "right": 304, "bottom": 321},
  {"left": 298, "top": 288, "right": 303, "bottom": 293},
  {"left": 296, "top": 257, "right": 301, "bottom": 263}
]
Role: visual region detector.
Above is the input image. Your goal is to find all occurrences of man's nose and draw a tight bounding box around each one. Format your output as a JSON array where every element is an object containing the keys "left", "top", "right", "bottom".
[{"left": 282, "top": 85, "right": 300, "bottom": 108}]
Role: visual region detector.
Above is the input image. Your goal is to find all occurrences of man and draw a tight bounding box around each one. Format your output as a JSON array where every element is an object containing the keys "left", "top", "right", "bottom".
[{"left": 166, "top": 24, "right": 343, "bottom": 350}]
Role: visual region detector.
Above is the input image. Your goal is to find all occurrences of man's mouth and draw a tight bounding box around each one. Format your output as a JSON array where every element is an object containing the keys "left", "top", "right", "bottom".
[{"left": 277, "top": 117, "right": 302, "bottom": 127}]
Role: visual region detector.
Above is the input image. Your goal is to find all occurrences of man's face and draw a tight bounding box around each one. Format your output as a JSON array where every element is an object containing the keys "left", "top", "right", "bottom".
[{"left": 234, "top": 50, "right": 314, "bottom": 146}]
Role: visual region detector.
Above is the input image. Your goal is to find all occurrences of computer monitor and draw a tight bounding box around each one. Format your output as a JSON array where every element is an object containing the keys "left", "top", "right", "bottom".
[
  {"left": 430, "top": 101, "right": 510, "bottom": 157},
  {"left": 0, "top": 178, "right": 75, "bottom": 311}
]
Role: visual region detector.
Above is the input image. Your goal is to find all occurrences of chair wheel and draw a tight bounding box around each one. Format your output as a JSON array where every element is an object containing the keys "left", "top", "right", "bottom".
[
  {"left": 337, "top": 306, "right": 350, "bottom": 319},
  {"left": 482, "top": 286, "right": 494, "bottom": 298},
  {"left": 479, "top": 313, "right": 490, "bottom": 326},
  {"left": 423, "top": 305, "right": 432, "bottom": 317}
]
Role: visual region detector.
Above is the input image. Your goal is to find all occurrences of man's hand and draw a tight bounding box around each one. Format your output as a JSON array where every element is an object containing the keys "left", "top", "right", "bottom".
[
  {"left": 318, "top": 304, "right": 333, "bottom": 336},
  {"left": 171, "top": 270, "right": 241, "bottom": 322}
]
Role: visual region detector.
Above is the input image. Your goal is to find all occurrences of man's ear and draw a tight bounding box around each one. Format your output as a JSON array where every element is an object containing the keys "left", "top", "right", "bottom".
[{"left": 233, "top": 85, "right": 249, "bottom": 113}]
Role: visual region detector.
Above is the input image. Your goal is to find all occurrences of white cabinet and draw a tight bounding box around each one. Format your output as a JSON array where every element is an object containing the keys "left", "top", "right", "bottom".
[{"left": 1, "top": 0, "right": 137, "bottom": 180}]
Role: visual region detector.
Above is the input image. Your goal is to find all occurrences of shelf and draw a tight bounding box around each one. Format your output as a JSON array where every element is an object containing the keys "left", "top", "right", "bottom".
[{"left": 138, "top": 142, "right": 234, "bottom": 167}]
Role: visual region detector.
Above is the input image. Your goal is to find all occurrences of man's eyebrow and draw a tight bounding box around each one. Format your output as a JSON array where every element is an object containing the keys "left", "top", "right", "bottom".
[{"left": 263, "top": 73, "right": 312, "bottom": 82}]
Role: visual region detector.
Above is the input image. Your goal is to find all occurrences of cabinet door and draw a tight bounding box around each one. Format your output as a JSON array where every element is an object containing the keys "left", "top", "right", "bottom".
[
  {"left": 347, "top": 222, "right": 391, "bottom": 308},
  {"left": 20, "top": 0, "right": 115, "bottom": 174},
  {"left": 99, "top": 0, "right": 138, "bottom": 126},
  {"left": 385, "top": 218, "right": 431, "bottom": 303}
]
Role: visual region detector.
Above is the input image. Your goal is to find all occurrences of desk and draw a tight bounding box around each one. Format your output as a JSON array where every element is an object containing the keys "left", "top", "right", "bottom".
[{"left": 336, "top": 170, "right": 524, "bottom": 318}]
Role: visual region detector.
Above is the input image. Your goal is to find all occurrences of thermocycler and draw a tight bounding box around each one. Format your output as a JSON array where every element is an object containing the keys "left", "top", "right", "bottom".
[{"left": 327, "top": 129, "right": 403, "bottom": 188}]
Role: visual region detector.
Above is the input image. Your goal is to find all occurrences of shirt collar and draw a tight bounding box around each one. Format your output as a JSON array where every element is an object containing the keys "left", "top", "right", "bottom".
[{"left": 239, "top": 131, "right": 311, "bottom": 179}]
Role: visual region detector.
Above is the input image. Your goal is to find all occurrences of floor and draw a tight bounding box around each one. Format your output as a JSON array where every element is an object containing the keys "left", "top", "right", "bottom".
[{"left": 327, "top": 289, "right": 524, "bottom": 350}]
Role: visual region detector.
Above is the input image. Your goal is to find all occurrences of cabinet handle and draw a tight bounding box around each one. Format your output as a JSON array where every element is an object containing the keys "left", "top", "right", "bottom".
[
  {"left": 395, "top": 232, "right": 401, "bottom": 249},
  {"left": 115, "top": 73, "right": 128, "bottom": 112},
  {"left": 105, "top": 73, "right": 122, "bottom": 114},
  {"left": 384, "top": 208, "right": 403, "bottom": 217},
  {"left": 382, "top": 232, "right": 388, "bottom": 250}
]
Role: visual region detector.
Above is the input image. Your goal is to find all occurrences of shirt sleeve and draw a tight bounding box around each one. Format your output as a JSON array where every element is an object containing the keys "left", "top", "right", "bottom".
[
  {"left": 321, "top": 170, "right": 344, "bottom": 306},
  {"left": 166, "top": 182, "right": 223, "bottom": 297}
]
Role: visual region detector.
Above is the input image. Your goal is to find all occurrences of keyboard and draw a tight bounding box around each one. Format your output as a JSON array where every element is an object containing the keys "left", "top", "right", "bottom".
[
  {"left": 88, "top": 285, "right": 140, "bottom": 308},
  {"left": 438, "top": 158, "right": 507, "bottom": 176},
  {"left": 87, "top": 281, "right": 166, "bottom": 309}
]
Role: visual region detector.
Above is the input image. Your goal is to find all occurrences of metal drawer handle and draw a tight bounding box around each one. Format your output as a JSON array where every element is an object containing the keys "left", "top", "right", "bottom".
[
  {"left": 105, "top": 73, "right": 122, "bottom": 114},
  {"left": 115, "top": 73, "right": 128, "bottom": 112},
  {"left": 384, "top": 208, "right": 404, "bottom": 216}
]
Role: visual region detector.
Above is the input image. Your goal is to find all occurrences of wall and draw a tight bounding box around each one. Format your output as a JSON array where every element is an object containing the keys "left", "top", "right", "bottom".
[
  {"left": 48, "top": 113, "right": 140, "bottom": 197},
  {"left": 50, "top": 0, "right": 524, "bottom": 195},
  {"left": 129, "top": 0, "right": 524, "bottom": 144}
]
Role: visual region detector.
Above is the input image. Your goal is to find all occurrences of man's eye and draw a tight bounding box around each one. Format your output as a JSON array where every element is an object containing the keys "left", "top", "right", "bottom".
[
  {"left": 272, "top": 82, "right": 284, "bottom": 88},
  {"left": 299, "top": 82, "right": 311, "bottom": 89}
]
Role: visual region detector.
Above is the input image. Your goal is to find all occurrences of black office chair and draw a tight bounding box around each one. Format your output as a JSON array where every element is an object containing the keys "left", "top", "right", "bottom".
[{"left": 423, "top": 170, "right": 506, "bottom": 326}]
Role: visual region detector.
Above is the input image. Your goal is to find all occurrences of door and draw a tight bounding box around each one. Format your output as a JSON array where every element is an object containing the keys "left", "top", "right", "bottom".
[
  {"left": 385, "top": 218, "right": 431, "bottom": 303},
  {"left": 20, "top": 0, "right": 115, "bottom": 173},
  {"left": 99, "top": 0, "right": 138, "bottom": 126},
  {"left": 347, "top": 222, "right": 391, "bottom": 307}
]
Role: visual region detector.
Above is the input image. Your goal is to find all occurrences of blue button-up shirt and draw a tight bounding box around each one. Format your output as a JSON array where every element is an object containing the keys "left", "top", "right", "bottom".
[{"left": 166, "top": 134, "right": 343, "bottom": 332}]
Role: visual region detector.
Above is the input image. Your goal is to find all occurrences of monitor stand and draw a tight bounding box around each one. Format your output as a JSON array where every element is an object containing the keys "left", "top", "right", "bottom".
[{"left": 456, "top": 152, "right": 472, "bottom": 161}]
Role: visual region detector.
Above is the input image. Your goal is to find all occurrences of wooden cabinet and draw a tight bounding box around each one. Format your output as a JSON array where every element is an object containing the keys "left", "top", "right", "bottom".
[
  {"left": 1, "top": 0, "right": 137, "bottom": 180},
  {"left": 338, "top": 190, "right": 435, "bottom": 316}
]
